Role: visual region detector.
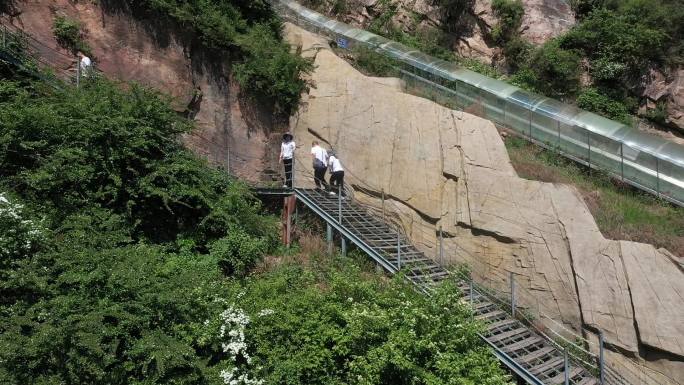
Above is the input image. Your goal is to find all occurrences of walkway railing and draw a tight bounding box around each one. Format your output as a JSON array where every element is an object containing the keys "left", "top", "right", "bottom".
[{"left": 267, "top": 0, "right": 684, "bottom": 207}]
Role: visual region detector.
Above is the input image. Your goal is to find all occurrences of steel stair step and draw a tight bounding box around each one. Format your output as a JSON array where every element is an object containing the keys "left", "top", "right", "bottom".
[
  {"left": 476, "top": 310, "right": 506, "bottom": 322},
  {"left": 474, "top": 301, "right": 495, "bottom": 311},
  {"left": 530, "top": 356, "right": 564, "bottom": 376},
  {"left": 515, "top": 346, "right": 555, "bottom": 365},
  {"left": 486, "top": 319, "right": 519, "bottom": 332},
  {"left": 487, "top": 327, "right": 529, "bottom": 343},
  {"left": 574, "top": 376, "right": 599, "bottom": 385},
  {"left": 500, "top": 336, "right": 543, "bottom": 353},
  {"left": 548, "top": 367, "right": 584, "bottom": 384}
]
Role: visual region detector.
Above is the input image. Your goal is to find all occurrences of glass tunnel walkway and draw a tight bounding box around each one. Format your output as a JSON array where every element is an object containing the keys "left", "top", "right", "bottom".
[{"left": 268, "top": 0, "right": 684, "bottom": 207}]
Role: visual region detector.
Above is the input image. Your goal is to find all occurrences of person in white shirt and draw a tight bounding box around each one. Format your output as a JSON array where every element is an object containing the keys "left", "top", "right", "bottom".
[
  {"left": 328, "top": 150, "right": 344, "bottom": 197},
  {"left": 279, "top": 132, "right": 296, "bottom": 188},
  {"left": 310, "top": 141, "right": 329, "bottom": 190},
  {"left": 77, "top": 51, "right": 92, "bottom": 78}
]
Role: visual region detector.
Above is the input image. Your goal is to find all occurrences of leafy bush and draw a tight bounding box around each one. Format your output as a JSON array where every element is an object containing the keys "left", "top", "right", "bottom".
[
  {"left": 433, "top": 0, "right": 475, "bottom": 34},
  {"left": 128, "top": 0, "right": 312, "bottom": 114},
  {"left": 350, "top": 46, "right": 400, "bottom": 77},
  {"left": 368, "top": 1, "right": 454, "bottom": 61},
  {"left": 501, "top": 36, "right": 533, "bottom": 70},
  {"left": 560, "top": 8, "right": 665, "bottom": 79},
  {"left": 569, "top": 0, "right": 614, "bottom": 19},
  {"left": 197, "top": 256, "right": 513, "bottom": 385},
  {"left": 508, "top": 67, "right": 539, "bottom": 92},
  {"left": 0, "top": 71, "right": 277, "bottom": 384},
  {"left": 0, "top": 77, "right": 275, "bottom": 245},
  {"left": 211, "top": 227, "right": 268, "bottom": 277},
  {"left": 491, "top": 0, "right": 524, "bottom": 41},
  {"left": 0, "top": 192, "right": 46, "bottom": 286},
  {"left": 526, "top": 40, "right": 582, "bottom": 99},
  {"left": 576, "top": 88, "right": 633, "bottom": 125},
  {"left": 643, "top": 100, "right": 669, "bottom": 125},
  {"left": 52, "top": 15, "right": 91, "bottom": 55},
  {"left": 233, "top": 24, "right": 313, "bottom": 114}
]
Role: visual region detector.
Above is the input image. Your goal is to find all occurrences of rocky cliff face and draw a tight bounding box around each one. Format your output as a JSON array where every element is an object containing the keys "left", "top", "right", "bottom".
[
  {"left": 311, "top": 0, "right": 684, "bottom": 143},
  {"left": 285, "top": 23, "right": 684, "bottom": 384},
  {"left": 643, "top": 68, "right": 684, "bottom": 136},
  {"left": 8, "top": 0, "right": 284, "bottom": 183},
  {"left": 313, "top": 0, "right": 575, "bottom": 63}
]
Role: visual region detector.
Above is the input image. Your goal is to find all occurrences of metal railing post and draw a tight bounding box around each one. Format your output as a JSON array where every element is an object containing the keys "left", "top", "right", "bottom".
[
  {"left": 381, "top": 188, "right": 385, "bottom": 220},
  {"left": 599, "top": 331, "right": 605, "bottom": 385},
  {"left": 326, "top": 223, "right": 333, "bottom": 256},
  {"left": 338, "top": 186, "right": 342, "bottom": 223},
  {"left": 510, "top": 272, "right": 516, "bottom": 317},
  {"left": 564, "top": 348, "right": 570, "bottom": 385},
  {"left": 587, "top": 130, "right": 592, "bottom": 173},
  {"left": 2, "top": 25, "right": 6, "bottom": 49},
  {"left": 292, "top": 155, "right": 296, "bottom": 189},
  {"left": 469, "top": 279, "right": 474, "bottom": 321},
  {"left": 620, "top": 144, "right": 625, "bottom": 181},
  {"left": 557, "top": 120, "right": 561, "bottom": 151},
  {"left": 341, "top": 238, "right": 347, "bottom": 256},
  {"left": 396, "top": 232, "right": 401, "bottom": 269},
  {"left": 439, "top": 225, "right": 444, "bottom": 266},
  {"left": 76, "top": 58, "right": 81, "bottom": 88},
  {"left": 528, "top": 109, "right": 532, "bottom": 139},
  {"left": 656, "top": 157, "right": 660, "bottom": 198}
]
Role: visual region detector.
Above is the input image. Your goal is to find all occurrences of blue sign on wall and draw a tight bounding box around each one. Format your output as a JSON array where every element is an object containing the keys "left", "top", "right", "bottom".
[{"left": 336, "top": 37, "right": 349, "bottom": 49}]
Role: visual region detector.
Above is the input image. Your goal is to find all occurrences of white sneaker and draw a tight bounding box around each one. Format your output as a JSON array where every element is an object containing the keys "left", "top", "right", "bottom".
[
  {"left": 282, "top": 184, "right": 288, "bottom": 188},
  {"left": 329, "top": 191, "right": 337, "bottom": 196}
]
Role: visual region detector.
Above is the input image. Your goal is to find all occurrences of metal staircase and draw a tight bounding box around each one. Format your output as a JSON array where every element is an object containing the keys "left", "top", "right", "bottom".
[{"left": 283, "top": 188, "right": 600, "bottom": 385}]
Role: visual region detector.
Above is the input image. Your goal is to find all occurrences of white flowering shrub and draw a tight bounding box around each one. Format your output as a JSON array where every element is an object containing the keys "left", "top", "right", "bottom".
[
  {"left": 0, "top": 193, "right": 45, "bottom": 263},
  {"left": 217, "top": 306, "right": 264, "bottom": 385}
]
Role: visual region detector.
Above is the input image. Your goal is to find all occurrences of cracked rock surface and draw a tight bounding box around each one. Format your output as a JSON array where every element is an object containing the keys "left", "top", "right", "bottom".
[{"left": 285, "top": 23, "right": 683, "bottom": 384}]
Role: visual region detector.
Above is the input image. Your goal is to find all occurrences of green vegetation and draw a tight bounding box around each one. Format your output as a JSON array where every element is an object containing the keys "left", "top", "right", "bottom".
[
  {"left": 433, "top": 0, "right": 474, "bottom": 35},
  {"left": 126, "top": 0, "right": 312, "bottom": 115},
  {"left": 307, "top": 0, "right": 684, "bottom": 130},
  {"left": 504, "top": 136, "right": 684, "bottom": 256},
  {"left": 53, "top": 15, "right": 92, "bottom": 55},
  {"left": 205, "top": 252, "right": 511, "bottom": 385},
  {"left": 0, "top": 70, "right": 276, "bottom": 384},
  {"left": 491, "top": 0, "right": 524, "bottom": 42},
  {"left": 346, "top": 46, "right": 400, "bottom": 77},
  {"left": 367, "top": 1, "right": 453, "bottom": 61},
  {"left": 524, "top": 40, "right": 582, "bottom": 99},
  {"left": 576, "top": 88, "right": 633, "bottom": 125},
  {"left": 0, "top": 41, "right": 509, "bottom": 384},
  {"left": 497, "top": 0, "right": 683, "bottom": 127}
]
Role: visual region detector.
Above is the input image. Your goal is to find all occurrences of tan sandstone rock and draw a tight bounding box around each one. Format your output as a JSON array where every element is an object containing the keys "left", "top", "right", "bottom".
[
  {"left": 284, "top": 22, "right": 684, "bottom": 384},
  {"left": 518, "top": 0, "right": 575, "bottom": 45}
]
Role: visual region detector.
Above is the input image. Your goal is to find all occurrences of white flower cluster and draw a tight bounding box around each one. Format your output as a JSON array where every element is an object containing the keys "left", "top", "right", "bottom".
[
  {"left": 219, "top": 368, "right": 264, "bottom": 385},
  {"left": 0, "top": 192, "right": 44, "bottom": 258},
  {"left": 257, "top": 309, "right": 274, "bottom": 317},
  {"left": 218, "top": 306, "right": 264, "bottom": 385}
]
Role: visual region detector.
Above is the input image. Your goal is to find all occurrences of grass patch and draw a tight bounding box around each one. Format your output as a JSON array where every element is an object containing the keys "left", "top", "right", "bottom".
[{"left": 504, "top": 135, "right": 684, "bottom": 257}]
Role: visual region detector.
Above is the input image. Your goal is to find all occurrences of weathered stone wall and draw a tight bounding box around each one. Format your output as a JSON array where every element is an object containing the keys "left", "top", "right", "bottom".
[
  {"left": 9, "top": 0, "right": 285, "bottom": 182},
  {"left": 285, "top": 23, "right": 684, "bottom": 384}
]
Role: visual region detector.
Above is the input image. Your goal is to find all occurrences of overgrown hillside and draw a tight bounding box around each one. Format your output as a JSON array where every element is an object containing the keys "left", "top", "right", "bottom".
[
  {"left": 119, "top": 0, "right": 314, "bottom": 114},
  {"left": 0, "top": 20, "right": 510, "bottom": 385},
  {"left": 306, "top": 0, "right": 684, "bottom": 134}
]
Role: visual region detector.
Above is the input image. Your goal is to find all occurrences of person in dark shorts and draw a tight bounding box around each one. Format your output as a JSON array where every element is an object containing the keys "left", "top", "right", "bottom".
[
  {"left": 279, "top": 132, "right": 295, "bottom": 188},
  {"left": 327, "top": 150, "right": 344, "bottom": 197},
  {"left": 310, "top": 141, "right": 329, "bottom": 190}
]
